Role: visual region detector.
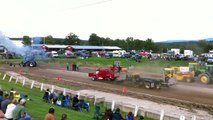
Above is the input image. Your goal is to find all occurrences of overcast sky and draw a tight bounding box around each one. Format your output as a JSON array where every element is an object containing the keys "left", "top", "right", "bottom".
[{"left": 0, "top": 0, "right": 213, "bottom": 42}]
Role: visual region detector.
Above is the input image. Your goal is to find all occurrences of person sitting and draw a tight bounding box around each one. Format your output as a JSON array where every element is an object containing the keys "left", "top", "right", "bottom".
[
  {"left": 13, "top": 92, "right": 21, "bottom": 101},
  {"left": 72, "top": 95, "right": 79, "bottom": 110},
  {"left": 56, "top": 92, "right": 64, "bottom": 107},
  {"left": 0, "top": 90, "right": 3, "bottom": 110},
  {"left": 43, "top": 89, "right": 50, "bottom": 103},
  {"left": 44, "top": 107, "right": 55, "bottom": 120},
  {"left": 12, "top": 98, "right": 31, "bottom": 120},
  {"left": 1, "top": 93, "right": 11, "bottom": 113},
  {"left": 103, "top": 108, "right": 112, "bottom": 120},
  {"left": 5, "top": 99, "right": 17, "bottom": 120},
  {"left": 49, "top": 91, "right": 58, "bottom": 105},
  {"left": 63, "top": 95, "right": 70, "bottom": 108},
  {"left": 0, "top": 110, "right": 4, "bottom": 119},
  {"left": 61, "top": 113, "right": 67, "bottom": 120},
  {"left": 112, "top": 108, "right": 124, "bottom": 120},
  {"left": 125, "top": 112, "right": 135, "bottom": 120},
  {"left": 138, "top": 115, "right": 144, "bottom": 120}
]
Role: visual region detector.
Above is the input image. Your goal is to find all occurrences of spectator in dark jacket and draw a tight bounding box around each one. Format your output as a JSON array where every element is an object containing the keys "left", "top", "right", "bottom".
[
  {"left": 1, "top": 94, "right": 10, "bottom": 113},
  {"left": 112, "top": 108, "right": 124, "bottom": 120},
  {"left": 43, "top": 89, "right": 50, "bottom": 103},
  {"left": 0, "top": 90, "right": 3, "bottom": 110},
  {"left": 72, "top": 95, "right": 79, "bottom": 110},
  {"left": 103, "top": 108, "right": 112, "bottom": 120}
]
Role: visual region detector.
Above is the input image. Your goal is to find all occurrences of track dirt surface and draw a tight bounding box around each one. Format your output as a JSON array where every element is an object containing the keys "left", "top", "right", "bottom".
[{"left": 1, "top": 63, "right": 213, "bottom": 114}]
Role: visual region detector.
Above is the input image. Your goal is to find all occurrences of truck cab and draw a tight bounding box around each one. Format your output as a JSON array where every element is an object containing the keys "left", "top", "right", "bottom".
[{"left": 88, "top": 68, "right": 119, "bottom": 81}]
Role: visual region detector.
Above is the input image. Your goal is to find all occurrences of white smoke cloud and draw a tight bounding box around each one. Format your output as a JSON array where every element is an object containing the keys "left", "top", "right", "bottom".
[
  {"left": 0, "top": 32, "right": 47, "bottom": 61},
  {"left": 0, "top": 31, "right": 31, "bottom": 56}
]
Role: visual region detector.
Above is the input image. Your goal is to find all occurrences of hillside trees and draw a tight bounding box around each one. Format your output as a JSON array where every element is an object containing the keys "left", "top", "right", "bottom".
[
  {"left": 88, "top": 33, "right": 101, "bottom": 46},
  {"left": 43, "top": 35, "right": 55, "bottom": 44},
  {"left": 64, "top": 32, "right": 80, "bottom": 45},
  {"left": 88, "top": 33, "right": 158, "bottom": 51},
  {"left": 197, "top": 40, "right": 213, "bottom": 53},
  {"left": 22, "top": 36, "right": 31, "bottom": 46},
  {"left": 21, "top": 32, "right": 158, "bottom": 52}
]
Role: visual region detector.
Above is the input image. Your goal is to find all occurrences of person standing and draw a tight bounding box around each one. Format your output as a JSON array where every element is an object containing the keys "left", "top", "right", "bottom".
[
  {"left": 44, "top": 107, "right": 55, "bottom": 120},
  {"left": 66, "top": 63, "right": 70, "bottom": 71},
  {"left": 76, "top": 63, "right": 79, "bottom": 71}
]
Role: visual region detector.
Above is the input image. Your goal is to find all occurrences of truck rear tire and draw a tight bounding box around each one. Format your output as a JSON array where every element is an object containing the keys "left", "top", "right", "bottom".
[
  {"left": 91, "top": 77, "right": 97, "bottom": 81},
  {"left": 198, "top": 73, "right": 210, "bottom": 84},
  {"left": 29, "top": 63, "right": 34, "bottom": 67},
  {"left": 155, "top": 83, "right": 161, "bottom": 90},
  {"left": 145, "top": 82, "right": 151, "bottom": 89}
]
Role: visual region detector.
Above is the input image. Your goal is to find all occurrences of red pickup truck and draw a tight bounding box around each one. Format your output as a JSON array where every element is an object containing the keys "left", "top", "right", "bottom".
[{"left": 88, "top": 68, "right": 119, "bottom": 81}]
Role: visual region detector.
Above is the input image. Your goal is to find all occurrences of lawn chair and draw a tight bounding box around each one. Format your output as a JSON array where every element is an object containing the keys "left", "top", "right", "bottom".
[{"left": 93, "top": 105, "right": 103, "bottom": 120}]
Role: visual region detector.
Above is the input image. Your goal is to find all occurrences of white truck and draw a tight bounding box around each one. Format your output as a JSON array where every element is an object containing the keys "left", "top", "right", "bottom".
[{"left": 112, "top": 50, "right": 126, "bottom": 57}]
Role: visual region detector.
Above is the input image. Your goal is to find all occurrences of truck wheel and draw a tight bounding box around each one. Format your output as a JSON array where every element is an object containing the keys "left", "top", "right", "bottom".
[
  {"left": 29, "top": 63, "right": 34, "bottom": 67},
  {"left": 145, "top": 82, "right": 151, "bottom": 89},
  {"left": 198, "top": 73, "right": 210, "bottom": 84},
  {"left": 105, "top": 77, "right": 110, "bottom": 81},
  {"left": 91, "top": 77, "right": 97, "bottom": 81},
  {"left": 185, "top": 78, "right": 192, "bottom": 83},
  {"left": 155, "top": 83, "right": 161, "bottom": 90}
]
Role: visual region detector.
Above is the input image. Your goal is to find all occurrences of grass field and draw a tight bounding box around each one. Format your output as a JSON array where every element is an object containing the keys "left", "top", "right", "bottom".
[
  {"left": 0, "top": 57, "right": 189, "bottom": 68},
  {"left": 0, "top": 73, "right": 154, "bottom": 120},
  {"left": 0, "top": 57, "right": 189, "bottom": 74}
]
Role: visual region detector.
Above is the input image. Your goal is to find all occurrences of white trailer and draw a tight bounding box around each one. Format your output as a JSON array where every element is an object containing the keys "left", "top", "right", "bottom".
[
  {"left": 171, "top": 48, "right": 180, "bottom": 55},
  {"left": 184, "top": 50, "right": 193, "bottom": 57},
  {"left": 209, "top": 50, "right": 213, "bottom": 57}
]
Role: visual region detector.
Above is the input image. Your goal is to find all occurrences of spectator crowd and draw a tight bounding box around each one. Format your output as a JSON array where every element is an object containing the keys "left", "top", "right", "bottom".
[
  {"left": 0, "top": 88, "right": 144, "bottom": 120},
  {"left": 42, "top": 88, "right": 144, "bottom": 120}
]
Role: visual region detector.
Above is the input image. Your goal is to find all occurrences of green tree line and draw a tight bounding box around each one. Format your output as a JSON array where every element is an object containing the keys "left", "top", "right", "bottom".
[{"left": 21, "top": 32, "right": 213, "bottom": 54}]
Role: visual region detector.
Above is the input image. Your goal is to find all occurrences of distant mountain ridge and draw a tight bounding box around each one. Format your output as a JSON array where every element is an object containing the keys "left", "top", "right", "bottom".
[{"left": 159, "top": 38, "right": 213, "bottom": 43}]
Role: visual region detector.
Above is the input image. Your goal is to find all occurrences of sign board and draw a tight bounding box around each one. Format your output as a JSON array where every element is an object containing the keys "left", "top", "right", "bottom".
[{"left": 180, "top": 67, "right": 189, "bottom": 72}]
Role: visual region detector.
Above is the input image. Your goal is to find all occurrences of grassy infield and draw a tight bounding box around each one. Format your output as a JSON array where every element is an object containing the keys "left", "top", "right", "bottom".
[{"left": 0, "top": 57, "right": 188, "bottom": 120}]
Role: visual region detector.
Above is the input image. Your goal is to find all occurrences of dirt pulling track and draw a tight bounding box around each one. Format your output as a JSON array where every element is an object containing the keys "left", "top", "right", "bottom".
[{"left": 1, "top": 63, "right": 213, "bottom": 114}]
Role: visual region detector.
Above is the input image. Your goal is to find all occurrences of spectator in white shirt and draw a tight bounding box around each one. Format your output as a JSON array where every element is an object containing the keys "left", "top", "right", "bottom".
[{"left": 5, "top": 99, "right": 17, "bottom": 120}]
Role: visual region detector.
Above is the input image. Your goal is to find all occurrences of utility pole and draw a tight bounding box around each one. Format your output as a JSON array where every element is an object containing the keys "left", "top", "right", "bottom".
[{"left": 43, "top": 37, "right": 45, "bottom": 44}]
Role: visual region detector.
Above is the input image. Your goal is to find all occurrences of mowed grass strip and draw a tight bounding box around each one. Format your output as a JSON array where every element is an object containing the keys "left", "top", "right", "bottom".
[
  {"left": 0, "top": 73, "right": 154, "bottom": 120},
  {"left": 0, "top": 74, "right": 97, "bottom": 120}
]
